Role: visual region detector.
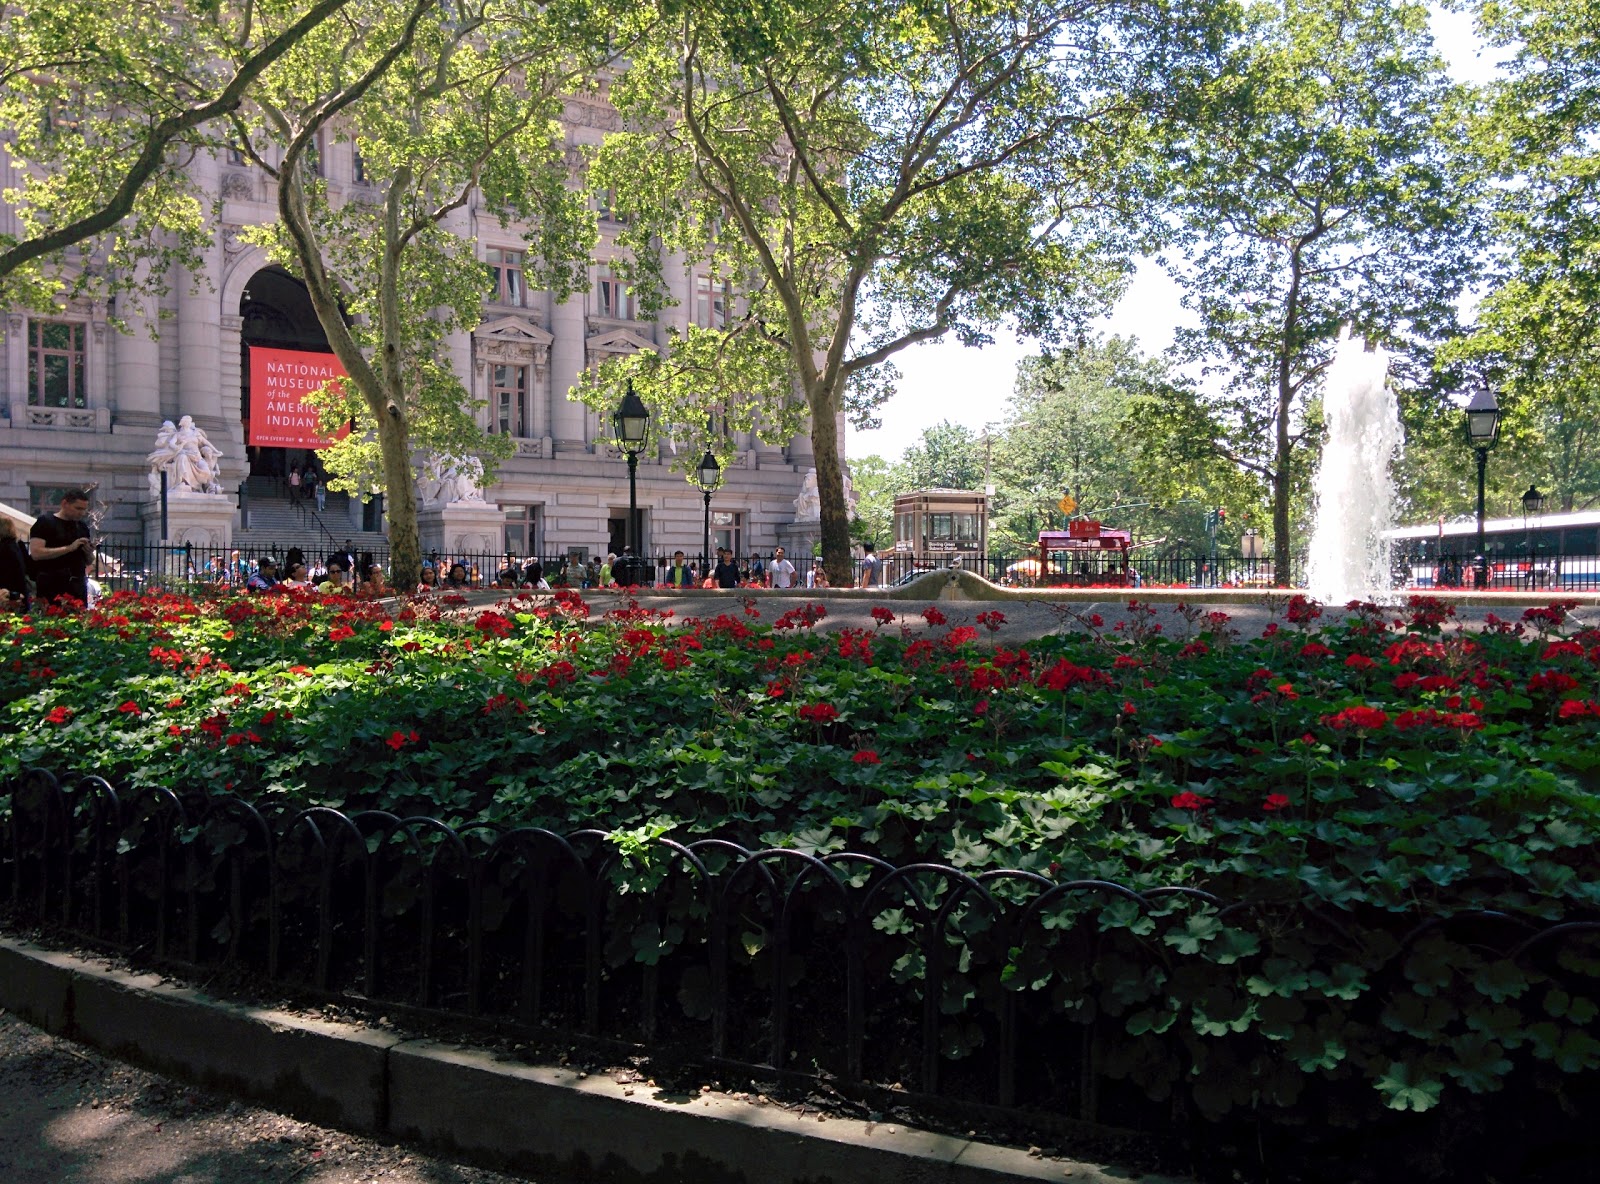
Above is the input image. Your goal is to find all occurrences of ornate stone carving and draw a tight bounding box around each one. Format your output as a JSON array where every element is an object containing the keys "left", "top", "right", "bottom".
[
  {"left": 563, "top": 100, "right": 620, "bottom": 132},
  {"left": 471, "top": 315, "right": 553, "bottom": 375},
  {"left": 26, "top": 407, "right": 100, "bottom": 431},
  {"left": 221, "top": 226, "right": 248, "bottom": 255},
  {"left": 420, "top": 453, "right": 487, "bottom": 505},
  {"left": 220, "top": 171, "right": 254, "bottom": 200},
  {"left": 147, "top": 415, "right": 224, "bottom": 496},
  {"left": 793, "top": 467, "right": 821, "bottom": 521}
]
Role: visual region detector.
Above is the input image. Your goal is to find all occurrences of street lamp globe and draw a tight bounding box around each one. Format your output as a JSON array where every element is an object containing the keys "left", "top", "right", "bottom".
[
  {"left": 696, "top": 450, "right": 722, "bottom": 492},
  {"left": 612, "top": 382, "right": 651, "bottom": 447},
  {"left": 1464, "top": 383, "right": 1501, "bottom": 447},
  {"left": 1521, "top": 484, "right": 1545, "bottom": 523}
]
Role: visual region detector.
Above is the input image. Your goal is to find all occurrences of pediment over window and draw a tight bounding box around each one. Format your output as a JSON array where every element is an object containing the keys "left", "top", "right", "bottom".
[
  {"left": 472, "top": 316, "right": 553, "bottom": 374},
  {"left": 585, "top": 326, "right": 657, "bottom": 356}
]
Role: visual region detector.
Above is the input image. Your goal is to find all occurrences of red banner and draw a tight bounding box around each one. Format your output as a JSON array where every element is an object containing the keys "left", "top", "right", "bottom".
[{"left": 247, "top": 346, "right": 350, "bottom": 448}]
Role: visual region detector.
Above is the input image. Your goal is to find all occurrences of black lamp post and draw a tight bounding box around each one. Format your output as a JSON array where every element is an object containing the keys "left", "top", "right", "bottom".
[
  {"left": 1463, "top": 381, "right": 1502, "bottom": 589},
  {"left": 1522, "top": 484, "right": 1545, "bottom": 586},
  {"left": 612, "top": 382, "right": 651, "bottom": 583},
  {"left": 694, "top": 449, "right": 721, "bottom": 578}
]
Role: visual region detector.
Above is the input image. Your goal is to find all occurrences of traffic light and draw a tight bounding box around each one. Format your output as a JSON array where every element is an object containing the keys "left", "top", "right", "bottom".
[{"left": 1218, "top": 507, "right": 1228, "bottom": 524}]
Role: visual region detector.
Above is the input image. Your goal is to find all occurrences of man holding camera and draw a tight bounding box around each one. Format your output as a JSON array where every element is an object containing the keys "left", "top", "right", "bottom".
[{"left": 28, "top": 489, "right": 93, "bottom": 606}]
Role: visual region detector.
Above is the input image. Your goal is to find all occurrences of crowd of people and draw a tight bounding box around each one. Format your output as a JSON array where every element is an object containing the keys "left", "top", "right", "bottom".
[{"left": 2, "top": 490, "right": 890, "bottom": 613}]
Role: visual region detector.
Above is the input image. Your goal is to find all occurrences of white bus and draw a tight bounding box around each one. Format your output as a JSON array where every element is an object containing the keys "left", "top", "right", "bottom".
[{"left": 1383, "top": 510, "right": 1600, "bottom": 590}]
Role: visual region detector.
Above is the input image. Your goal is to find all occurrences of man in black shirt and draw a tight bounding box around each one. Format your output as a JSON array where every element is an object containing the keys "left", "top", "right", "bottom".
[
  {"left": 713, "top": 547, "right": 740, "bottom": 589},
  {"left": 28, "top": 489, "right": 93, "bottom": 605}
]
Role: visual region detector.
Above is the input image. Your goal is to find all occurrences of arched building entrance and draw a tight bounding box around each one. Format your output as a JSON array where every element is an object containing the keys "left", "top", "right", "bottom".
[{"left": 239, "top": 266, "right": 333, "bottom": 482}]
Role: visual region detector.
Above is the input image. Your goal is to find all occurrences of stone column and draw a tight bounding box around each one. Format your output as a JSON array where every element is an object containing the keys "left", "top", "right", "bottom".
[
  {"left": 178, "top": 150, "right": 223, "bottom": 423},
  {"left": 4, "top": 313, "right": 26, "bottom": 423},
  {"left": 549, "top": 289, "right": 588, "bottom": 446},
  {"left": 113, "top": 294, "right": 163, "bottom": 424}
]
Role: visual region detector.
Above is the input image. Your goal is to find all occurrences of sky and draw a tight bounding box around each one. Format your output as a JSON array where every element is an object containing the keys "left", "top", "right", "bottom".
[{"left": 845, "top": 5, "right": 1507, "bottom": 464}]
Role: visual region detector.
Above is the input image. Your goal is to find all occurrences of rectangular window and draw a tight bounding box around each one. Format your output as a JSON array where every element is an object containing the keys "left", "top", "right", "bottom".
[
  {"left": 694, "top": 275, "right": 729, "bottom": 328},
  {"left": 486, "top": 247, "right": 526, "bottom": 307},
  {"left": 353, "top": 145, "right": 368, "bottom": 184},
  {"left": 28, "top": 321, "right": 87, "bottom": 408},
  {"left": 503, "top": 504, "right": 542, "bottom": 556},
  {"left": 29, "top": 485, "right": 73, "bottom": 517},
  {"left": 597, "top": 268, "right": 633, "bottom": 320},
  {"left": 711, "top": 510, "right": 743, "bottom": 559},
  {"left": 595, "top": 189, "right": 628, "bottom": 225},
  {"left": 491, "top": 364, "right": 528, "bottom": 435},
  {"left": 227, "top": 141, "right": 249, "bottom": 167}
]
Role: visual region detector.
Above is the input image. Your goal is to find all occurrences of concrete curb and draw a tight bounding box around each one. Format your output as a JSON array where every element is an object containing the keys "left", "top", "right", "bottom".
[{"left": 0, "top": 937, "right": 1191, "bottom": 1184}]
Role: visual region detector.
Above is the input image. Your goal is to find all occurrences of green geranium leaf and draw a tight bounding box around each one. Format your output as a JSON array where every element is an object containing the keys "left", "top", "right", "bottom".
[{"left": 1375, "top": 1061, "right": 1443, "bottom": 1112}]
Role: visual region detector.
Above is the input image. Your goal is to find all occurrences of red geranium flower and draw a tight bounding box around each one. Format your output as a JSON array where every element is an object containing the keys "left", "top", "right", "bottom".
[
  {"left": 45, "top": 705, "right": 73, "bottom": 725},
  {"left": 1170, "top": 791, "right": 1212, "bottom": 810},
  {"left": 1322, "top": 705, "right": 1389, "bottom": 731},
  {"left": 870, "top": 606, "right": 895, "bottom": 627},
  {"left": 852, "top": 749, "right": 881, "bottom": 764},
  {"left": 798, "top": 702, "right": 840, "bottom": 723},
  {"left": 1262, "top": 793, "right": 1291, "bottom": 812},
  {"left": 1344, "top": 653, "right": 1376, "bottom": 670},
  {"left": 117, "top": 700, "right": 142, "bottom": 715},
  {"left": 922, "top": 606, "right": 948, "bottom": 627}
]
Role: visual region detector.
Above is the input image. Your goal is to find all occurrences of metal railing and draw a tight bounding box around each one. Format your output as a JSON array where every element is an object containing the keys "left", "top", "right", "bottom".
[
  {"left": 94, "top": 541, "right": 1600, "bottom": 594},
  {"left": 4, "top": 767, "right": 1596, "bottom": 1136}
]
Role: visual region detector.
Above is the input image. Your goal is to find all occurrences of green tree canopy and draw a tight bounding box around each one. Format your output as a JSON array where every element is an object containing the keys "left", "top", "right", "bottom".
[
  {"left": 1436, "top": 0, "right": 1600, "bottom": 514},
  {"left": 1158, "top": 0, "right": 1482, "bottom": 580},
  {"left": 575, "top": 0, "right": 1224, "bottom": 577},
  {"left": 0, "top": 0, "right": 357, "bottom": 310},
  {"left": 237, "top": 0, "right": 636, "bottom": 586}
]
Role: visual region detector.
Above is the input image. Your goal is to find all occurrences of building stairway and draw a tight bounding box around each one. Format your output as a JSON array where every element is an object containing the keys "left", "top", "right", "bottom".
[{"left": 232, "top": 477, "right": 389, "bottom": 562}]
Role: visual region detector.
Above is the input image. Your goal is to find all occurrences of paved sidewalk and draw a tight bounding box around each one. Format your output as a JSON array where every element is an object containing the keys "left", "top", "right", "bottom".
[
  {"left": 0, "top": 939, "right": 1183, "bottom": 1184},
  {"left": 0, "top": 1011, "right": 534, "bottom": 1184}
]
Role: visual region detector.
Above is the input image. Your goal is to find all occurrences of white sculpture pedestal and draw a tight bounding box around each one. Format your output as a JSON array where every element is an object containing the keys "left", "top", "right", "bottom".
[
  {"left": 418, "top": 500, "right": 505, "bottom": 556},
  {"left": 777, "top": 520, "right": 821, "bottom": 559},
  {"left": 141, "top": 492, "right": 237, "bottom": 549}
]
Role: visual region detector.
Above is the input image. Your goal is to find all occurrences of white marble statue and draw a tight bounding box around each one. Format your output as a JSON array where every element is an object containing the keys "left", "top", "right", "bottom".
[
  {"left": 147, "top": 415, "right": 224, "bottom": 496},
  {"left": 793, "top": 467, "right": 821, "bottom": 521},
  {"left": 421, "top": 454, "right": 487, "bottom": 504}
]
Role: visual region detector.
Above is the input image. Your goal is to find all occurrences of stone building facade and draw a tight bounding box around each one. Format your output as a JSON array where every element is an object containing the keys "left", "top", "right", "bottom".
[{"left": 0, "top": 100, "right": 832, "bottom": 564}]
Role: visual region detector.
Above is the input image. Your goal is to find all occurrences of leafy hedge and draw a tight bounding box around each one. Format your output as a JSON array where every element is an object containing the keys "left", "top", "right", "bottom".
[{"left": 2, "top": 588, "right": 1598, "bottom": 1166}]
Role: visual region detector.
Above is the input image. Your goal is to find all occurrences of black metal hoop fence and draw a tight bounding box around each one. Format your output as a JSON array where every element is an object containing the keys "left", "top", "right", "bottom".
[{"left": 5, "top": 767, "right": 1598, "bottom": 1137}]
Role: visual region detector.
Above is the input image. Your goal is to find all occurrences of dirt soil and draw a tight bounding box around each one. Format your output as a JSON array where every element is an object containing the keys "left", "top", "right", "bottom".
[{"left": 0, "top": 1009, "right": 538, "bottom": 1184}]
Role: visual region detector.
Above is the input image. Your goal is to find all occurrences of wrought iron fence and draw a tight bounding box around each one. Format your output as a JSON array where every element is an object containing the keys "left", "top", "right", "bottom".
[
  {"left": 5, "top": 767, "right": 1596, "bottom": 1137},
  {"left": 76, "top": 539, "right": 1329, "bottom": 596}
]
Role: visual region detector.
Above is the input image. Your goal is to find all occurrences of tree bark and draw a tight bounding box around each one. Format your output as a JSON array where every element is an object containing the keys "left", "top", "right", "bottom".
[{"left": 806, "top": 383, "right": 851, "bottom": 579}]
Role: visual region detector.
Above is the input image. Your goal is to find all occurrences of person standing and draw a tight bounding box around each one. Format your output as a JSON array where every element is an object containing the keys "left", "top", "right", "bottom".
[
  {"left": 288, "top": 465, "right": 302, "bottom": 501},
  {"left": 767, "top": 546, "right": 797, "bottom": 589},
  {"left": 314, "top": 478, "right": 327, "bottom": 512},
  {"left": 28, "top": 490, "right": 93, "bottom": 605},
  {"left": 0, "top": 516, "right": 31, "bottom": 610},
  {"left": 859, "top": 542, "right": 881, "bottom": 588},
  {"left": 665, "top": 550, "right": 694, "bottom": 588},
  {"left": 713, "top": 548, "right": 740, "bottom": 589}
]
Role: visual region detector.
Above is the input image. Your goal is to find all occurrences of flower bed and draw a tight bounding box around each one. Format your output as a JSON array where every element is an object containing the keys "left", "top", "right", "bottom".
[{"left": 2, "top": 589, "right": 1599, "bottom": 1178}]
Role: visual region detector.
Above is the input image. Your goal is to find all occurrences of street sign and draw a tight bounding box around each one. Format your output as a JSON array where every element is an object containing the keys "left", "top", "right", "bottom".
[{"left": 1057, "top": 494, "right": 1077, "bottom": 515}]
